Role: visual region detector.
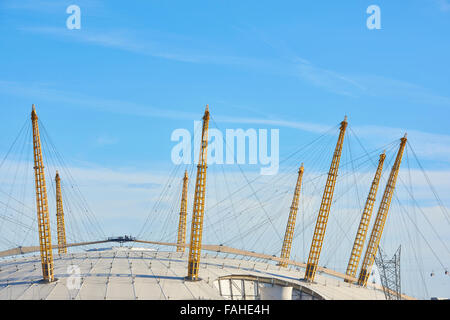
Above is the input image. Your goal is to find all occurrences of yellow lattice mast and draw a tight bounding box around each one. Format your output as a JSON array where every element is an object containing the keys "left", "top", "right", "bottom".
[
  {"left": 31, "top": 104, "right": 55, "bottom": 282},
  {"left": 177, "top": 170, "right": 189, "bottom": 253},
  {"left": 357, "top": 134, "right": 407, "bottom": 286},
  {"left": 55, "top": 171, "right": 67, "bottom": 254},
  {"left": 344, "top": 152, "right": 385, "bottom": 282},
  {"left": 304, "top": 116, "right": 347, "bottom": 282},
  {"left": 187, "top": 105, "right": 210, "bottom": 281},
  {"left": 279, "top": 163, "right": 304, "bottom": 267}
]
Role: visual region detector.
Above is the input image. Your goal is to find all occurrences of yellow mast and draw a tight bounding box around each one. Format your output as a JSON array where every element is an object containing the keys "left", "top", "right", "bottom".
[
  {"left": 177, "top": 170, "right": 189, "bottom": 253},
  {"left": 357, "top": 134, "right": 407, "bottom": 286},
  {"left": 304, "top": 116, "right": 348, "bottom": 282},
  {"left": 279, "top": 163, "right": 304, "bottom": 267},
  {"left": 55, "top": 171, "right": 68, "bottom": 254},
  {"left": 345, "top": 152, "right": 385, "bottom": 282},
  {"left": 31, "top": 104, "right": 55, "bottom": 282},
  {"left": 187, "top": 105, "right": 210, "bottom": 281}
]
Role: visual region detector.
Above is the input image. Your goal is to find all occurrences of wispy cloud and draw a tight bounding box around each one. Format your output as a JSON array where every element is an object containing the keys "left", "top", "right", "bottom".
[
  {"left": 349, "top": 74, "right": 450, "bottom": 107},
  {"left": 294, "top": 59, "right": 367, "bottom": 97},
  {"left": 216, "top": 115, "right": 330, "bottom": 134},
  {"left": 127, "top": 183, "right": 160, "bottom": 190},
  {"left": 2, "top": 0, "right": 103, "bottom": 14},
  {"left": 2, "top": 80, "right": 450, "bottom": 163},
  {"left": 2, "top": 0, "right": 64, "bottom": 13},
  {"left": 0, "top": 80, "right": 199, "bottom": 121},
  {"left": 19, "top": 26, "right": 192, "bottom": 62},
  {"left": 283, "top": 52, "right": 450, "bottom": 107},
  {"left": 18, "top": 26, "right": 272, "bottom": 67},
  {"left": 235, "top": 27, "right": 369, "bottom": 97},
  {"left": 247, "top": 27, "right": 450, "bottom": 105},
  {"left": 437, "top": 0, "right": 450, "bottom": 12},
  {"left": 217, "top": 115, "right": 450, "bottom": 163},
  {"left": 352, "top": 125, "right": 450, "bottom": 161},
  {"left": 1, "top": 155, "right": 447, "bottom": 298},
  {"left": 96, "top": 135, "right": 118, "bottom": 146},
  {"left": 15, "top": 24, "right": 450, "bottom": 107}
]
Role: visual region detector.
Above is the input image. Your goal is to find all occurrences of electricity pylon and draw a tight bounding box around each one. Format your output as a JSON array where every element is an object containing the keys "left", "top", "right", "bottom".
[{"left": 375, "top": 246, "right": 402, "bottom": 300}]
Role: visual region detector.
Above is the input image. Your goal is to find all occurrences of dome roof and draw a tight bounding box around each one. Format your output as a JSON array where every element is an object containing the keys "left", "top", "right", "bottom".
[{"left": 0, "top": 247, "right": 390, "bottom": 300}]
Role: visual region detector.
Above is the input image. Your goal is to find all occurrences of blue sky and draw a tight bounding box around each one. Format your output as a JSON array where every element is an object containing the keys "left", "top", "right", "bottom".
[
  {"left": 0, "top": 1, "right": 449, "bottom": 298},
  {"left": 1, "top": 0, "right": 450, "bottom": 169}
]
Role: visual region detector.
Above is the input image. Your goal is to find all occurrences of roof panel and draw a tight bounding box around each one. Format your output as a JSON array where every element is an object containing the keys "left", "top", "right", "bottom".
[{"left": 0, "top": 247, "right": 390, "bottom": 300}]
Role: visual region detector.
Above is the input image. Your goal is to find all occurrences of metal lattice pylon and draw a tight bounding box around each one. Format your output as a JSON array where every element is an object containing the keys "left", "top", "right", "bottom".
[
  {"left": 345, "top": 152, "right": 385, "bottom": 281},
  {"left": 279, "top": 163, "right": 304, "bottom": 267},
  {"left": 304, "top": 116, "right": 347, "bottom": 282},
  {"left": 31, "top": 104, "right": 55, "bottom": 282},
  {"left": 176, "top": 170, "right": 189, "bottom": 253},
  {"left": 187, "top": 105, "right": 210, "bottom": 281},
  {"left": 358, "top": 134, "right": 407, "bottom": 286},
  {"left": 375, "top": 246, "right": 402, "bottom": 300},
  {"left": 55, "top": 171, "right": 67, "bottom": 254}
]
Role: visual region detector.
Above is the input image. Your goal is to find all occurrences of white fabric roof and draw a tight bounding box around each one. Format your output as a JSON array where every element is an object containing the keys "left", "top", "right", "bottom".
[{"left": 0, "top": 247, "right": 387, "bottom": 300}]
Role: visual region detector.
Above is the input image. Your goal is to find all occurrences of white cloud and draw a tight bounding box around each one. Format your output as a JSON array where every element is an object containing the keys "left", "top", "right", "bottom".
[
  {"left": 2, "top": 0, "right": 103, "bottom": 14},
  {"left": 216, "top": 115, "right": 330, "bottom": 134},
  {"left": 351, "top": 125, "right": 450, "bottom": 162},
  {"left": 1, "top": 155, "right": 448, "bottom": 298},
  {"left": 14, "top": 23, "right": 450, "bottom": 110},
  {"left": 96, "top": 135, "right": 118, "bottom": 146},
  {"left": 18, "top": 26, "right": 271, "bottom": 67},
  {"left": 0, "top": 80, "right": 199, "bottom": 121},
  {"left": 349, "top": 74, "right": 450, "bottom": 107},
  {"left": 438, "top": 0, "right": 450, "bottom": 12},
  {"left": 294, "top": 59, "right": 367, "bottom": 97},
  {"left": 2, "top": 79, "right": 450, "bottom": 165}
]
